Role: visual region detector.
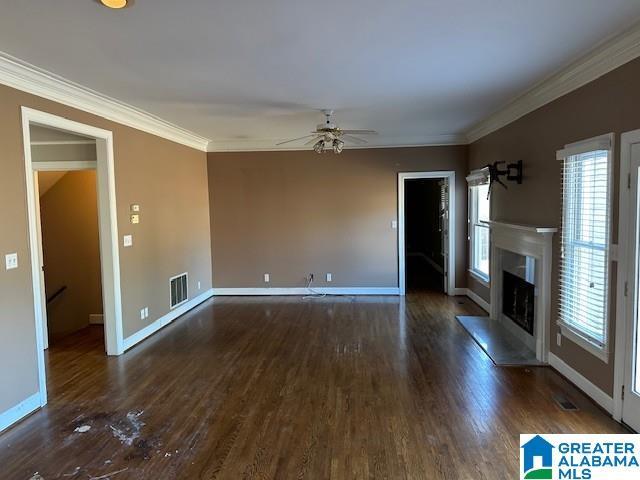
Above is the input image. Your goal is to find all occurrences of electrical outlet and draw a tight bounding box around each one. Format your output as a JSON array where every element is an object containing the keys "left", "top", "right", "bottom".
[
  {"left": 5, "top": 253, "right": 18, "bottom": 270},
  {"left": 123, "top": 235, "right": 133, "bottom": 247},
  {"left": 264, "top": 273, "right": 270, "bottom": 283},
  {"left": 140, "top": 308, "right": 145, "bottom": 320},
  {"left": 326, "top": 273, "right": 332, "bottom": 282},
  {"left": 391, "top": 220, "right": 398, "bottom": 229},
  {"left": 197, "top": 281, "right": 201, "bottom": 290},
  {"left": 144, "top": 307, "right": 149, "bottom": 318},
  {"left": 557, "top": 333, "right": 562, "bottom": 346}
]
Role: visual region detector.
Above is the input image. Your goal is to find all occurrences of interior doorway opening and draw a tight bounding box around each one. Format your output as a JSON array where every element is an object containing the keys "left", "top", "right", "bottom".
[
  {"left": 22, "top": 107, "right": 124, "bottom": 408},
  {"left": 36, "top": 164, "right": 104, "bottom": 349},
  {"left": 404, "top": 178, "right": 447, "bottom": 293},
  {"left": 398, "top": 171, "right": 456, "bottom": 296}
]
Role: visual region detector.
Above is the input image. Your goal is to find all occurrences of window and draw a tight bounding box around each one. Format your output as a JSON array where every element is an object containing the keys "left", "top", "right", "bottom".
[
  {"left": 468, "top": 169, "right": 491, "bottom": 282},
  {"left": 557, "top": 134, "right": 613, "bottom": 359}
]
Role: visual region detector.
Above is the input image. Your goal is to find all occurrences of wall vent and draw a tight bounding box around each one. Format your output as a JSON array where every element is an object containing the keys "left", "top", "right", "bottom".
[{"left": 170, "top": 272, "right": 188, "bottom": 309}]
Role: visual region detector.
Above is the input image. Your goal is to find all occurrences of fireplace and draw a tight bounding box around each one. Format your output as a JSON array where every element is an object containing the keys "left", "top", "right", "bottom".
[
  {"left": 488, "top": 221, "right": 557, "bottom": 363},
  {"left": 502, "top": 271, "right": 535, "bottom": 335}
]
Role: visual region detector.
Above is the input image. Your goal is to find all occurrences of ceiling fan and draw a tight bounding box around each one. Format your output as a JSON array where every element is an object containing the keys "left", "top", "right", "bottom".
[{"left": 276, "top": 110, "right": 377, "bottom": 154}]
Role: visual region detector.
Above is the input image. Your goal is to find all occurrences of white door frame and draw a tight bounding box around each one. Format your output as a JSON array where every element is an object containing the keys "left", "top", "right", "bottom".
[
  {"left": 613, "top": 129, "right": 640, "bottom": 422},
  {"left": 398, "top": 171, "right": 456, "bottom": 296},
  {"left": 21, "top": 107, "right": 124, "bottom": 408}
]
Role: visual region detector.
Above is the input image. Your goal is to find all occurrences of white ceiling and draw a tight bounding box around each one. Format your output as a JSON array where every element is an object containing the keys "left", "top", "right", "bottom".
[{"left": 1, "top": 1, "right": 640, "bottom": 150}]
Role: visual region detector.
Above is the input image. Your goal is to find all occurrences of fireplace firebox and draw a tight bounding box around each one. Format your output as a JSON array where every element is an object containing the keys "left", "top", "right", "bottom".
[{"left": 502, "top": 271, "right": 535, "bottom": 335}]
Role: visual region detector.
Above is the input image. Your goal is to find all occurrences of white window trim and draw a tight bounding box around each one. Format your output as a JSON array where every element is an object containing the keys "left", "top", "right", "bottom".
[
  {"left": 468, "top": 181, "right": 491, "bottom": 283},
  {"left": 556, "top": 132, "right": 614, "bottom": 363},
  {"left": 468, "top": 268, "right": 490, "bottom": 287}
]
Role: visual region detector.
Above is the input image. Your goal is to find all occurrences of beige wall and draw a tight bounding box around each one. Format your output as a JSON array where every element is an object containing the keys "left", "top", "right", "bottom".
[
  {"left": 39, "top": 171, "right": 103, "bottom": 339},
  {"left": 468, "top": 56, "right": 640, "bottom": 395},
  {"left": 208, "top": 147, "right": 468, "bottom": 289},
  {"left": 0, "top": 83, "right": 212, "bottom": 414}
]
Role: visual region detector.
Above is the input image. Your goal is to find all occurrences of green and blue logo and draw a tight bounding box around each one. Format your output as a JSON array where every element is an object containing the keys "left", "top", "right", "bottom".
[{"left": 521, "top": 435, "right": 554, "bottom": 479}]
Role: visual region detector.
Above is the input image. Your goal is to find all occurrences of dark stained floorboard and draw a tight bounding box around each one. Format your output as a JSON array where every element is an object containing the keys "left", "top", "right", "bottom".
[{"left": 0, "top": 292, "right": 626, "bottom": 479}]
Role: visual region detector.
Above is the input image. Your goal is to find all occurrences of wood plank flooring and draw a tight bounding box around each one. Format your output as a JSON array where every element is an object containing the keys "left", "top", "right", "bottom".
[{"left": 0, "top": 292, "right": 626, "bottom": 479}]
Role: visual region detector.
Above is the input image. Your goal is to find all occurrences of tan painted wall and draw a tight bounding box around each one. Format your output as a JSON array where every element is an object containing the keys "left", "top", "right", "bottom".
[
  {"left": 0, "top": 83, "right": 212, "bottom": 414},
  {"left": 208, "top": 147, "right": 468, "bottom": 289},
  {"left": 468, "top": 56, "right": 640, "bottom": 395},
  {"left": 39, "top": 171, "right": 103, "bottom": 339}
]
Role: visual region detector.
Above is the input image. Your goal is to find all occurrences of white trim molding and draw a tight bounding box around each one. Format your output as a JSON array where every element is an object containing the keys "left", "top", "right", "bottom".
[
  {"left": 466, "top": 22, "right": 640, "bottom": 143},
  {"left": 212, "top": 287, "right": 400, "bottom": 296},
  {"left": 0, "top": 52, "right": 210, "bottom": 151},
  {"left": 123, "top": 289, "right": 214, "bottom": 351},
  {"left": 398, "top": 171, "right": 456, "bottom": 296},
  {"left": 464, "top": 288, "right": 491, "bottom": 313},
  {"left": 32, "top": 160, "right": 97, "bottom": 171},
  {"left": 0, "top": 393, "right": 40, "bottom": 434},
  {"left": 549, "top": 352, "right": 614, "bottom": 415}
]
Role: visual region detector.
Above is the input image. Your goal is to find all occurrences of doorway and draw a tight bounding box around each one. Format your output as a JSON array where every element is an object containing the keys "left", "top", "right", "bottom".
[
  {"left": 398, "top": 171, "right": 456, "bottom": 296},
  {"left": 615, "top": 129, "right": 640, "bottom": 430},
  {"left": 36, "top": 166, "right": 103, "bottom": 349},
  {"left": 21, "top": 107, "right": 124, "bottom": 408}
]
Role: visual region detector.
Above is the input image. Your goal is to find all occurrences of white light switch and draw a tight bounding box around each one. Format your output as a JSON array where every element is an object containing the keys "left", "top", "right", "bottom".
[
  {"left": 264, "top": 273, "right": 270, "bottom": 283},
  {"left": 5, "top": 253, "right": 18, "bottom": 270},
  {"left": 326, "top": 273, "right": 332, "bottom": 282},
  {"left": 123, "top": 235, "right": 133, "bottom": 247},
  {"left": 391, "top": 220, "right": 398, "bottom": 229}
]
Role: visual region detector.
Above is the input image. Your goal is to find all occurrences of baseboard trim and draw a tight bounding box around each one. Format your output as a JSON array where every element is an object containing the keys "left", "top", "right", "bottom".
[
  {"left": 0, "top": 392, "right": 40, "bottom": 434},
  {"left": 89, "top": 314, "right": 104, "bottom": 325},
  {"left": 548, "top": 352, "right": 613, "bottom": 414},
  {"left": 212, "top": 287, "right": 400, "bottom": 296},
  {"left": 451, "top": 287, "right": 467, "bottom": 296},
  {"left": 464, "top": 288, "right": 491, "bottom": 313},
  {"left": 123, "top": 289, "right": 214, "bottom": 351}
]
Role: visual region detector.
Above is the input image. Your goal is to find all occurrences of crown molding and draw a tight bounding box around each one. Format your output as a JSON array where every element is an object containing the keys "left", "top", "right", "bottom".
[
  {"left": 207, "top": 134, "right": 466, "bottom": 152},
  {"left": 0, "top": 52, "right": 211, "bottom": 151},
  {"left": 465, "top": 21, "right": 640, "bottom": 143}
]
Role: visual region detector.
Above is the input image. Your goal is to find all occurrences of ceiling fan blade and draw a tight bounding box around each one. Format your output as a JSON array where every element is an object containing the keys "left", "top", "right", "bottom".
[
  {"left": 276, "top": 134, "right": 316, "bottom": 146},
  {"left": 304, "top": 136, "right": 322, "bottom": 145},
  {"left": 342, "top": 134, "right": 367, "bottom": 145},
  {"left": 340, "top": 129, "right": 378, "bottom": 135}
]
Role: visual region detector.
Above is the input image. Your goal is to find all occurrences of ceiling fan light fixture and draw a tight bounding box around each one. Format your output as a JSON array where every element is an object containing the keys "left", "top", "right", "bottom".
[
  {"left": 313, "top": 139, "right": 325, "bottom": 154},
  {"left": 333, "top": 139, "right": 344, "bottom": 154},
  {"left": 100, "top": 0, "right": 129, "bottom": 9}
]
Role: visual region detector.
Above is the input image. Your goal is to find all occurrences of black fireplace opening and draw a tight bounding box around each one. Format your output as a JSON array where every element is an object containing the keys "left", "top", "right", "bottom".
[{"left": 502, "top": 271, "right": 535, "bottom": 335}]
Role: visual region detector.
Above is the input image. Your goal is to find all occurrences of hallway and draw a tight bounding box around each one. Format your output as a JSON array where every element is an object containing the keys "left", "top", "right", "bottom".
[{"left": 0, "top": 293, "right": 625, "bottom": 479}]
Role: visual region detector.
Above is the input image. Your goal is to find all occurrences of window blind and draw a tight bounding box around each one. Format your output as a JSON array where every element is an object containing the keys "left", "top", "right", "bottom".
[{"left": 558, "top": 140, "right": 611, "bottom": 350}]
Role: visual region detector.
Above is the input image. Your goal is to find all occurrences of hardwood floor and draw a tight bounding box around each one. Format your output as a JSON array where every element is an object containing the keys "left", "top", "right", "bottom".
[{"left": 0, "top": 293, "right": 626, "bottom": 479}]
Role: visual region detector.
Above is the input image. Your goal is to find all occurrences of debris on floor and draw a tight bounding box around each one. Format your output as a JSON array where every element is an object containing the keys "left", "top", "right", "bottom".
[
  {"left": 73, "top": 425, "right": 91, "bottom": 433},
  {"left": 88, "top": 468, "right": 128, "bottom": 480},
  {"left": 109, "top": 411, "right": 144, "bottom": 446}
]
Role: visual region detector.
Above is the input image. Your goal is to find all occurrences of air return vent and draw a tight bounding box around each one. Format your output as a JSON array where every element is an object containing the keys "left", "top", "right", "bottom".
[{"left": 170, "top": 273, "right": 188, "bottom": 309}]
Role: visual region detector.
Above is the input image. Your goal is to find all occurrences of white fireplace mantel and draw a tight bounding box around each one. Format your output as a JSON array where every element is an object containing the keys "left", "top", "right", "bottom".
[{"left": 488, "top": 221, "right": 557, "bottom": 363}]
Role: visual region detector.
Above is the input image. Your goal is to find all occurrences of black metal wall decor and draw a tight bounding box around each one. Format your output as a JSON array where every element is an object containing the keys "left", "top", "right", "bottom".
[{"left": 485, "top": 159, "right": 523, "bottom": 195}]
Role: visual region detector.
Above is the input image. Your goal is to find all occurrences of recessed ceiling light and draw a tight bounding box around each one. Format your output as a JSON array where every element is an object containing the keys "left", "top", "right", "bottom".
[{"left": 100, "top": 0, "right": 129, "bottom": 9}]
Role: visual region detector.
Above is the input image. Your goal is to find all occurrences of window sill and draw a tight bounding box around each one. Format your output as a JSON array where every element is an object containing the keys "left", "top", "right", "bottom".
[
  {"left": 468, "top": 269, "right": 490, "bottom": 288},
  {"left": 559, "top": 324, "right": 609, "bottom": 364}
]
